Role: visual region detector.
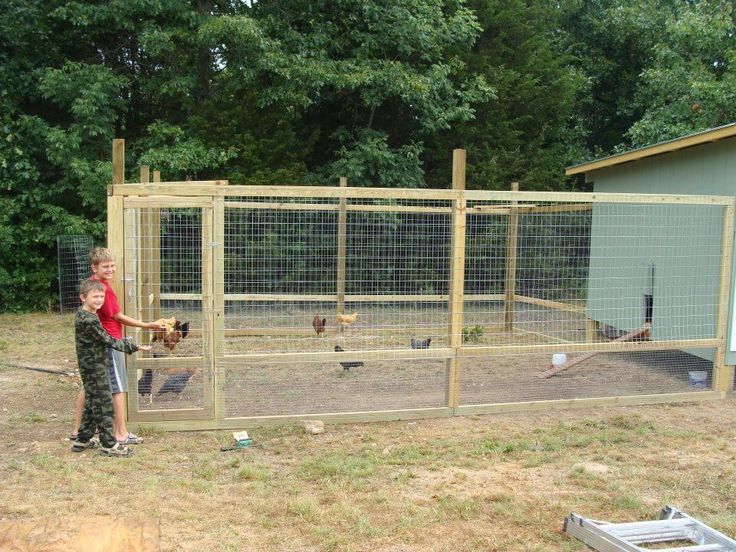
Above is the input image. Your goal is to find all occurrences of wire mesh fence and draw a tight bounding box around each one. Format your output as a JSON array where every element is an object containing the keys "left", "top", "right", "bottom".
[
  {"left": 113, "top": 185, "right": 733, "bottom": 427},
  {"left": 56, "top": 235, "right": 94, "bottom": 313}
]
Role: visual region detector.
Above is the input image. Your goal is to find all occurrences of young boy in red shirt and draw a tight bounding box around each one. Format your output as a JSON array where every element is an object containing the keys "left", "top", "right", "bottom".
[{"left": 71, "top": 247, "right": 163, "bottom": 444}]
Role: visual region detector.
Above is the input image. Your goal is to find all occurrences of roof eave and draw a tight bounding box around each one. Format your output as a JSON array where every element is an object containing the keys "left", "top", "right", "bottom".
[{"left": 565, "top": 123, "right": 736, "bottom": 176}]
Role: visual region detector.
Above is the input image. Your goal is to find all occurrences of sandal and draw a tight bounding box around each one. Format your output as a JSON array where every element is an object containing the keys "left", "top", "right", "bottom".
[
  {"left": 71, "top": 439, "right": 99, "bottom": 453},
  {"left": 117, "top": 433, "right": 143, "bottom": 445},
  {"left": 100, "top": 442, "right": 133, "bottom": 457}
]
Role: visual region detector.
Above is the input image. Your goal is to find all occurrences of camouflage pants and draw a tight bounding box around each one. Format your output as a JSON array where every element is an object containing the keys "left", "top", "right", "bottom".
[{"left": 77, "top": 359, "right": 116, "bottom": 448}]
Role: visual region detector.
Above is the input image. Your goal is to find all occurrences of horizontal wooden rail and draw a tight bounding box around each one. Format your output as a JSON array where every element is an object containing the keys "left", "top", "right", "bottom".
[
  {"left": 220, "top": 347, "right": 453, "bottom": 364},
  {"left": 158, "top": 292, "right": 508, "bottom": 303},
  {"left": 456, "top": 391, "right": 721, "bottom": 416},
  {"left": 130, "top": 338, "right": 720, "bottom": 367},
  {"left": 459, "top": 338, "right": 719, "bottom": 357},
  {"left": 131, "top": 407, "right": 454, "bottom": 430},
  {"left": 110, "top": 183, "right": 736, "bottom": 206},
  {"left": 514, "top": 294, "right": 586, "bottom": 314},
  {"left": 225, "top": 201, "right": 452, "bottom": 214}
]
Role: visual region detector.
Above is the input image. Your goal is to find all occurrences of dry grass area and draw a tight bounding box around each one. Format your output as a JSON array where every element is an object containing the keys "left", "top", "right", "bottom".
[{"left": 1, "top": 312, "right": 736, "bottom": 551}]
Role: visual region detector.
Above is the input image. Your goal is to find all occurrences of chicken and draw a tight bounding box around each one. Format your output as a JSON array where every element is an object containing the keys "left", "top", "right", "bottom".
[
  {"left": 151, "top": 317, "right": 176, "bottom": 338},
  {"left": 151, "top": 317, "right": 190, "bottom": 351},
  {"left": 334, "top": 345, "right": 364, "bottom": 371},
  {"left": 157, "top": 372, "right": 194, "bottom": 398},
  {"left": 601, "top": 324, "right": 627, "bottom": 340},
  {"left": 411, "top": 337, "right": 432, "bottom": 349},
  {"left": 336, "top": 312, "right": 358, "bottom": 326},
  {"left": 138, "top": 369, "right": 154, "bottom": 403},
  {"left": 138, "top": 352, "right": 163, "bottom": 404},
  {"left": 312, "top": 315, "right": 326, "bottom": 336}
]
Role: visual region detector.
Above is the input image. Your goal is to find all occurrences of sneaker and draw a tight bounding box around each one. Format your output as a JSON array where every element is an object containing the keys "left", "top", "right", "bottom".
[
  {"left": 71, "top": 439, "right": 99, "bottom": 453},
  {"left": 117, "top": 433, "right": 143, "bottom": 445},
  {"left": 100, "top": 442, "right": 132, "bottom": 457}
]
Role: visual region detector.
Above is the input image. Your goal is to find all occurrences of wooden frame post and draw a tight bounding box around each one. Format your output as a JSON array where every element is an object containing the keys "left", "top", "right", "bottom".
[
  {"left": 202, "top": 202, "right": 216, "bottom": 417},
  {"left": 138, "top": 166, "right": 152, "bottom": 326},
  {"left": 504, "top": 181, "right": 519, "bottom": 331},
  {"left": 150, "top": 170, "right": 161, "bottom": 322},
  {"left": 337, "top": 177, "right": 348, "bottom": 332},
  {"left": 109, "top": 139, "right": 126, "bottom": 319},
  {"left": 112, "top": 139, "right": 125, "bottom": 186},
  {"left": 712, "top": 201, "right": 735, "bottom": 395},
  {"left": 213, "top": 197, "right": 225, "bottom": 420},
  {"left": 446, "top": 149, "right": 467, "bottom": 410}
]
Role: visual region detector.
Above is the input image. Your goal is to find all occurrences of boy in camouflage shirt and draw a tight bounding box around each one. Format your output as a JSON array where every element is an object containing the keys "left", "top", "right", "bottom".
[{"left": 72, "top": 279, "right": 151, "bottom": 457}]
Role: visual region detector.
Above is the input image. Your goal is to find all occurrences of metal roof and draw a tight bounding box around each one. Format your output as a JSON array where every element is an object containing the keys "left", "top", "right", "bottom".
[{"left": 566, "top": 123, "right": 736, "bottom": 176}]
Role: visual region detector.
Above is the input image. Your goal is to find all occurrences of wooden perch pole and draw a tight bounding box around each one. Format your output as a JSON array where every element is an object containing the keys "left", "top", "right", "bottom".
[{"left": 537, "top": 323, "right": 651, "bottom": 379}]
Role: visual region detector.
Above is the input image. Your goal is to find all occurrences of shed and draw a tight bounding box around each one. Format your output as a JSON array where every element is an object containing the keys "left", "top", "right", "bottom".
[{"left": 566, "top": 123, "right": 736, "bottom": 369}]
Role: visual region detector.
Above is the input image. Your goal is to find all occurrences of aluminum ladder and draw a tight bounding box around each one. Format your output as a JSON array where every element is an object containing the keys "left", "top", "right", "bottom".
[{"left": 563, "top": 506, "right": 736, "bottom": 552}]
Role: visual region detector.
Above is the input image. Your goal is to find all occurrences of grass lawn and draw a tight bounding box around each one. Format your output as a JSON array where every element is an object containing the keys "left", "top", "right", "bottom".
[{"left": 1, "top": 312, "right": 735, "bottom": 551}]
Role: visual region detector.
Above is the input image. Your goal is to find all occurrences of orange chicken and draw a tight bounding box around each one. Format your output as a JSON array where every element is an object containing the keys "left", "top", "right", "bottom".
[
  {"left": 336, "top": 312, "right": 358, "bottom": 326},
  {"left": 151, "top": 317, "right": 190, "bottom": 351}
]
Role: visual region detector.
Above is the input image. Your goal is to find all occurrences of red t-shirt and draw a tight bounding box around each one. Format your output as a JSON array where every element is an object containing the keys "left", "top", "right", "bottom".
[{"left": 91, "top": 275, "right": 123, "bottom": 339}]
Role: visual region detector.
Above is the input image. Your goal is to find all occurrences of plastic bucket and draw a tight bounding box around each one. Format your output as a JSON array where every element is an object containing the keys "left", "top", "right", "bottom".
[{"left": 688, "top": 371, "right": 708, "bottom": 389}]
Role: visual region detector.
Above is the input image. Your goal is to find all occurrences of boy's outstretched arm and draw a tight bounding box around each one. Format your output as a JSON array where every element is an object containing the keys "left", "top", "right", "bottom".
[
  {"left": 84, "top": 318, "right": 140, "bottom": 354},
  {"left": 113, "top": 312, "right": 165, "bottom": 330}
]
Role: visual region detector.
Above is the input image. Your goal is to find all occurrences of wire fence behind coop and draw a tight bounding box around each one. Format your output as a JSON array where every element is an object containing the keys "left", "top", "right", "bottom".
[
  {"left": 109, "top": 161, "right": 735, "bottom": 429},
  {"left": 56, "top": 235, "right": 94, "bottom": 313}
]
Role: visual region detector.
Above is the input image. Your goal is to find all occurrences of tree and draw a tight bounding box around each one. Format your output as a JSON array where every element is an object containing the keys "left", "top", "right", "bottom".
[
  {"left": 561, "top": 0, "right": 679, "bottom": 155},
  {"left": 427, "top": 0, "right": 587, "bottom": 191},
  {"left": 205, "top": 0, "right": 492, "bottom": 187},
  {"left": 624, "top": 0, "right": 736, "bottom": 147}
]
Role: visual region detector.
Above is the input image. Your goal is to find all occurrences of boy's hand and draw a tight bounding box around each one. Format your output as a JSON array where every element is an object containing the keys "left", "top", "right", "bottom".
[
  {"left": 146, "top": 321, "right": 166, "bottom": 330},
  {"left": 138, "top": 345, "right": 153, "bottom": 352}
]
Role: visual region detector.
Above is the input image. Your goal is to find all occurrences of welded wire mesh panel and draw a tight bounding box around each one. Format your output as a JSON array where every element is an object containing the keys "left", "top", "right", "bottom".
[
  {"left": 220, "top": 356, "right": 448, "bottom": 418},
  {"left": 461, "top": 302, "right": 589, "bottom": 346},
  {"left": 134, "top": 360, "right": 208, "bottom": 412},
  {"left": 587, "top": 203, "right": 723, "bottom": 341},
  {"left": 223, "top": 300, "right": 449, "bottom": 354},
  {"left": 345, "top": 209, "right": 451, "bottom": 295},
  {"left": 516, "top": 206, "right": 592, "bottom": 303},
  {"left": 126, "top": 207, "right": 208, "bottom": 413},
  {"left": 460, "top": 349, "right": 715, "bottom": 405},
  {"left": 459, "top": 198, "right": 724, "bottom": 407},
  {"left": 224, "top": 202, "right": 338, "bottom": 355},
  {"left": 462, "top": 200, "right": 723, "bottom": 350},
  {"left": 56, "top": 235, "right": 94, "bottom": 312},
  {"left": 225, "top": 203, "right": 338, "bottom": 295},
  {"left": 119, "top": 188, "right": 730, "bottom": 424},
  {"left": 220, "top": 195, "right": 453, "bottom": 417},
  {"left": 141, "top": 208, "right": 205, "bottom": 358},
  {"left": 222, "top": 198, "right": 452, "bottom": 355}
]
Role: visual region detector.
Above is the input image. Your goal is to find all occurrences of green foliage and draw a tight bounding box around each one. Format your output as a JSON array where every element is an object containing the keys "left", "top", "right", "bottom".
[
  {"left": 4, "top": 0, "right": 736, "bottom": 311},
  {"left": 462, "top": 325, "right": 484, "bottom": 343},
  {"left": 138, "top": 121, "right": 238, "bottom": 181},
  {"left": 561, "top": 0, "right": 677, "bottom": 156},
  {"left": 624, "top": 1, "right": 736, "bottom": 146},
  {"left": 429, "top": 0, "right": 587, "bottom": 190}
]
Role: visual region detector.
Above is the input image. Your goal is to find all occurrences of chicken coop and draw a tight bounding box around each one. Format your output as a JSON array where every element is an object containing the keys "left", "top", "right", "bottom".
[
  {"left": 568, "top": 123, "right": 736, "bottom": 391},
  {"left": 107, "top": 140, "right": 735, "bottom": 431}
]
